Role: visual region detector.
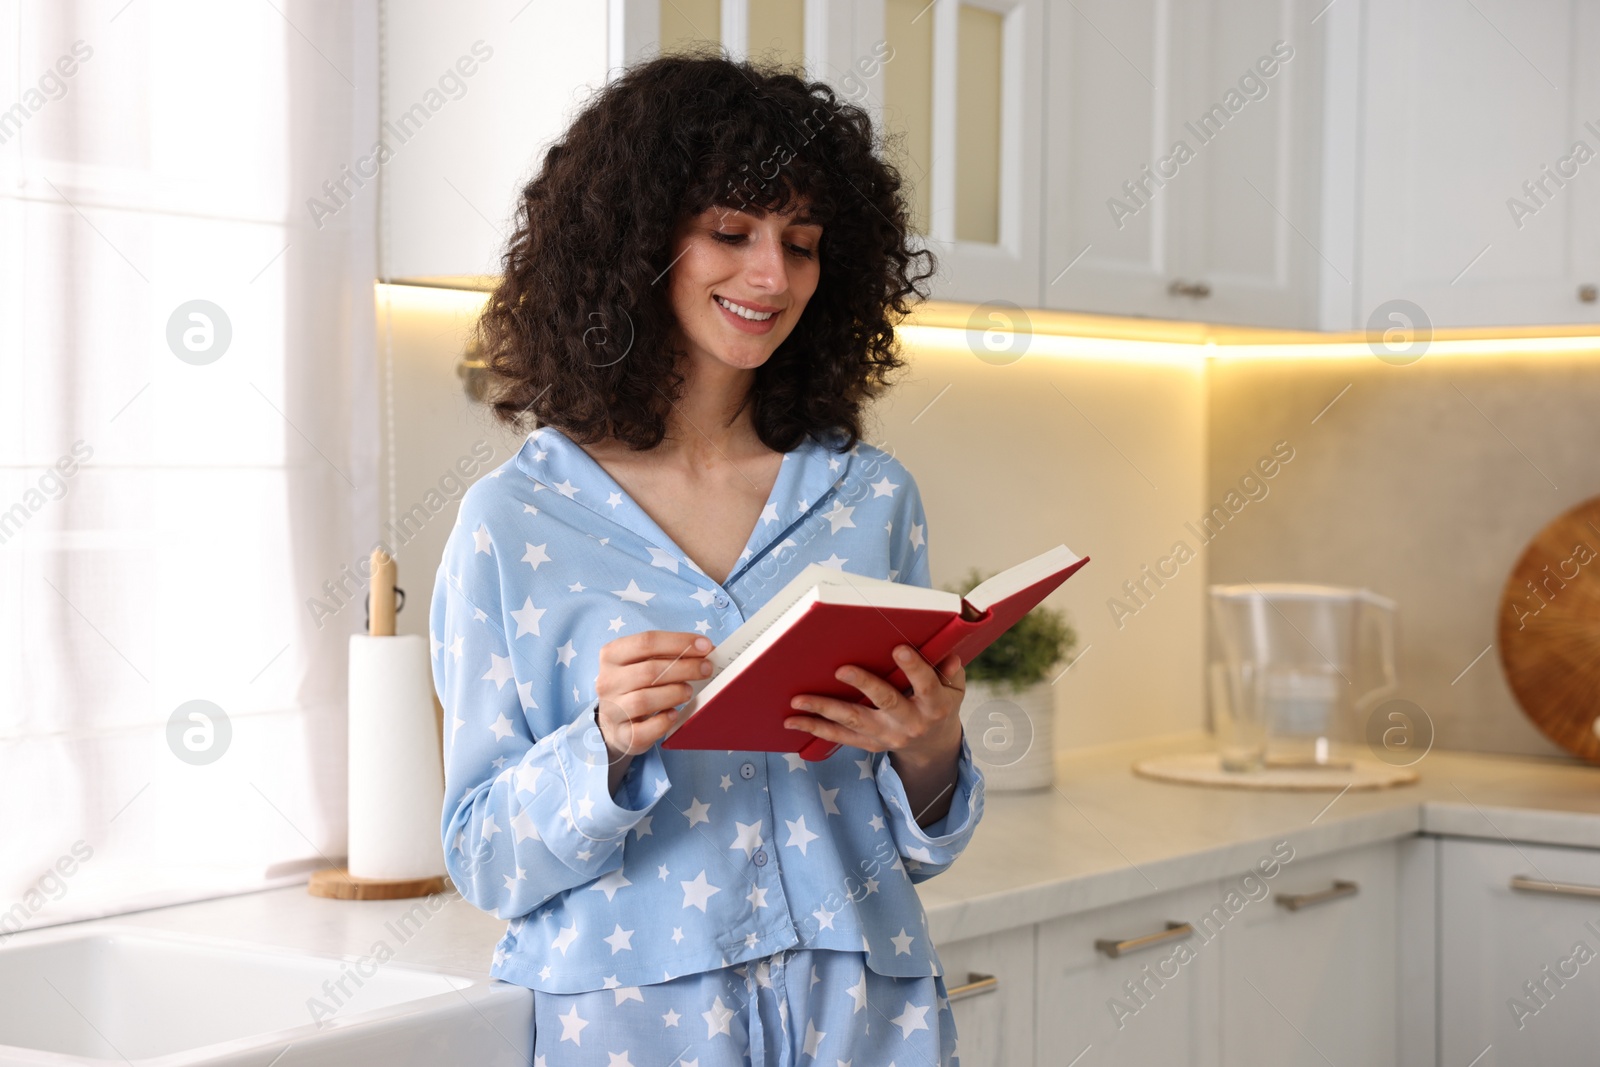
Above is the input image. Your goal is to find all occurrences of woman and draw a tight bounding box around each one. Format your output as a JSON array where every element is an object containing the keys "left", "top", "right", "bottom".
[{"left": 429, "top": 50, "right": 985, "bottom": 1066}]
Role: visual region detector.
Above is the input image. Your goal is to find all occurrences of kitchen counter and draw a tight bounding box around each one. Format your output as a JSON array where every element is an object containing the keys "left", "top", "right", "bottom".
[
  {"left": 31, "top": 733, "right": 1600, "bottom": 975},
  {"left": 920, "top": 731, "right": 1600, "bottom": 944}
]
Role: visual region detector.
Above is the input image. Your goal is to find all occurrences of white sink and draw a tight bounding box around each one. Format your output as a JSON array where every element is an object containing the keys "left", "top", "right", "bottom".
[{"left": 0, "top": 925, "right": 531, "bottom": 1066}]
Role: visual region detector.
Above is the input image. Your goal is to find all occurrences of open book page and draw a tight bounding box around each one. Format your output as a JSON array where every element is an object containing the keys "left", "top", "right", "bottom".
[{"left": 964, "top": 544, "right": 1086, "bottom": 613}]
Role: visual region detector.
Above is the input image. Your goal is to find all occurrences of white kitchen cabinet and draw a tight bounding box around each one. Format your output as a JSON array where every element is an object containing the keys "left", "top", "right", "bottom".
[
  {"left": 1358, "top": 0, "right": 1600, "bottom": 329},
  {"left": 935, "top": 924, "right": 1036, "bottom": 1067},
  {"left": 1439, "top": 836, "right": 1600, "bottom": 1064},
  {"left": 1035, "top": 880, "right": 1223, "bottom": 1066},
  {"left": 1218, "top": 841, "right": 1400, "bottom": 1066},
  {"left": 381, "top": 1, "right": 882, "bottom": 284},
  {"left": 380, "top": 3, "right": 610, "bottom": 282},
  {"left": 895, "top": 0, "right": 1046, "bottom": 309},
  {"left": 1042, "top": 0, "right": 1357, "bottom": 329}
]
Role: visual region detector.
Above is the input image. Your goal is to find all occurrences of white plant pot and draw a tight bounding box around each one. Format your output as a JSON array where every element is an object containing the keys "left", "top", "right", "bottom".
[{"left": 960, "top": 678, "right": 1056, "bottom": 791}]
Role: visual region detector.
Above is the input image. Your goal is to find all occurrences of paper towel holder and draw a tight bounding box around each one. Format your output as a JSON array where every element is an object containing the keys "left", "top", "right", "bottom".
[{"left": 309, "top": 548, "right": 451, "bottom": 902}]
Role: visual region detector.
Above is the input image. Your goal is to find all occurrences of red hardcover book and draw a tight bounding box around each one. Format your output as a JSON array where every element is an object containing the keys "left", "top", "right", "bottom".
[{"left": 660, "top": 543, "right": 1089, "bottom": 760}]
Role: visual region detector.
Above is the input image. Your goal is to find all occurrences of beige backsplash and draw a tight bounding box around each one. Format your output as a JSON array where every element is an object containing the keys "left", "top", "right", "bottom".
[{"left": 1206, "top": 352, "right": 1600, "bottom": 760}]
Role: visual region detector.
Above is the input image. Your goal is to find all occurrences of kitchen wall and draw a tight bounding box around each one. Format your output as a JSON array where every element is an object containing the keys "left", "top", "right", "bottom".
[
  {"left": 374, "top": 286, "right": 528, "bottom": 636},
  {"left": 1206, "top": 351, "right": 1600, "bottom": 759},
  {"left": 379, "top": 288, "right": 1211, "bottom": 753},
  {"left": 382, "top": 290, "right": 1600, "bottom": 760}
]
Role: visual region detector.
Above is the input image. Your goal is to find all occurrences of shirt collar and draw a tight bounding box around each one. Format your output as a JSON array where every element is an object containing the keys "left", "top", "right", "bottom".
[{"left": 513, "top": 424, "right": 855, "bottom": 587}]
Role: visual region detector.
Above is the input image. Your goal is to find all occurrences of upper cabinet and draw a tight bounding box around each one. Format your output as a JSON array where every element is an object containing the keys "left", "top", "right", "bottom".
[
  {"left": 380, "top": 4, "right": 610, "bottom": 283},
  {"left": 879, "top": 0, "right": 1046, "bottom": 308},
  {"left": 1041, "top": 0, "right": 1600, "bottom": 329},
  {"left": 382, "top": 0, "right": 1600, "bottom": 329},
  {"left": 1042, "top": 0, "right": 1354, "bottom": 329},
  {"left": 1358, "top": 0, "right": 1600, "bottom": 329}
]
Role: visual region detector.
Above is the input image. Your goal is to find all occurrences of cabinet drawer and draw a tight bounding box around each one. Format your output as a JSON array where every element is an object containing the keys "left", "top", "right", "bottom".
[
  {"left": 1036, "top": 879, "right": 1224, "bottom": 1067},
  {"left": 1219, "top": 841, "right": 1399, "bottom": 1066},
  {"left": 1440, "top": 837, "right": 1600, "bottom": 1063},
  {"left": 934, "top": 925, "right": 1035, "bottom": 1067}
]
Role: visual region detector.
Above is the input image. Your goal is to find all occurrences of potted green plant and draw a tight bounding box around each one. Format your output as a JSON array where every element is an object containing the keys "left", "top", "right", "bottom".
[{"left": 944, "top": 566, "right": 1078, "bottom": 791}]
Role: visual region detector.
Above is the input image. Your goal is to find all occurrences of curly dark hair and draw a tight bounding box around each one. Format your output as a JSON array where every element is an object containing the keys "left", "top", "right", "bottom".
[{"left": 473, "top": 47, "right": 936, "bottom": 455}]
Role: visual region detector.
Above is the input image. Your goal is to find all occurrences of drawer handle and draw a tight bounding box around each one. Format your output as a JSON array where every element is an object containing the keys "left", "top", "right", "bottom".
[
  {"left": 1277, "top": 880, "right": 1359, "bottom": 912},
  {"left": 1511, "top": 875, "right": 1600, "bottom": 899},
  {"left": 945, "top": 971, "right": 998, "bottom": 1003},
  {"left": 1095, "top": 921, "right": 1194, "bottom": 958},
  {"left": 1168, "top": 279, "right": 1212, "bottom": 299}
]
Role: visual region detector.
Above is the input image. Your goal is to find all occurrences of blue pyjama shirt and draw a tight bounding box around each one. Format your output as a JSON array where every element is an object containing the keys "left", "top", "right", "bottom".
[{"left": 428, "top": 424, "right": 985, "bottom": 1056}]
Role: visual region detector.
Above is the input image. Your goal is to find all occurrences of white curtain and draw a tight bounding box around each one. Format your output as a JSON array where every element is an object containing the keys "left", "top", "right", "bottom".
[{"left": 0, "top": 0, "right": 378, "bottom": 930}]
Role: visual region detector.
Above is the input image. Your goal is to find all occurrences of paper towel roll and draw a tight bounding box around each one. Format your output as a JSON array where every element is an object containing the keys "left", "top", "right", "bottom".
[{"left": 348, "top": 634, "right": 447, "bottom": 881}]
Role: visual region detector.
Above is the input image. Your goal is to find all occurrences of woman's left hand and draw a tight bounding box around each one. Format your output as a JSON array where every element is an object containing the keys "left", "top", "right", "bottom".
[{"left": 784, "top": 644, "right": 966, "bottom": 764}]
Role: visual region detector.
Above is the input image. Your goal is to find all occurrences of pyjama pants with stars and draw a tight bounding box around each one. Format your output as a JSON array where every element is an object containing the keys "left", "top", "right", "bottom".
[{"left": 530, "top": 947, "right": 960, "bottom": 1067}]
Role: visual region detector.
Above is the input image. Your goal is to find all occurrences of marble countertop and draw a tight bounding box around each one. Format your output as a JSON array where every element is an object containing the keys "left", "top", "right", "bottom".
[
  {"left": 918, "top": 732, "right": 1600, "bottom": 943},
  {"left": 37, "top": 733, "right": 1600, "bottom": 975}
]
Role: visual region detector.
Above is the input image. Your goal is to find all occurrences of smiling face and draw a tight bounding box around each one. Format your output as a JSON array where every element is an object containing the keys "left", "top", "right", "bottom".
[{"left": 664, "top": 200, "right": 823, "bottom": 375}]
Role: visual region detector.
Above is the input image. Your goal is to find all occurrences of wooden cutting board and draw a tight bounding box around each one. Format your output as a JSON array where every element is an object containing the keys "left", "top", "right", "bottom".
[{"left": 1497, "top": 496, "right": 1600, "bottom": 762}]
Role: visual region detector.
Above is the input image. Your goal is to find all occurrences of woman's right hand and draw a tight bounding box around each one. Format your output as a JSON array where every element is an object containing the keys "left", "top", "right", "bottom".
[{"left": 593, "top": 630, "right": 715, "bottom": 763}]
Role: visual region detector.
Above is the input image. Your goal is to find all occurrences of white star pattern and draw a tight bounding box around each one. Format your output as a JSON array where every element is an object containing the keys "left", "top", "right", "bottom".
[
  {"left": 890, "top": 1000, "right": 931, "bottom": 1038},
  {"left": 509, "top": 597, "right": 546, "bottom": 637},
  {"left": 822, "top": 500, "right": 856, "bottom": 533},
  {"left": 785, "top": 815, "right": 820, "bottom": 856},
  {"left": 802, "top": 1019, "right": 827, "bottom": 1058},
  {"left": 682, "top": 797, "right": 711, "bottom": 827},
  {"left": 602, "top": 924, "right": 635, "bottom": 953},
  {"left": 611, "top": 578, "right": 655, "bottom": 605},
  {"left": 482, "top": 653, "right": 515, "bottom": 690},
  {"left": 819, "top": 785, "right": 841, "bottom": 814},
  {"left": 702, "top": 995, "right": 735, "bottom": 1038},
  {"left": 510, "top": 808, "right": 539, "bottom": 842},
  {"left": 589, "top": 869, "right": 632, "bottom": 901},
  {"left": 729, "top": 819, "right": 763, "bottom": 859},
  {"left": 680, "top": 870, "right": 721, "bottom": 912},
  {"left": 428, "top": 426, "right": 977, "bottom": 1007},
  {"left": 846, "top": 970, "right": 869, "bottom": 1012},
  {"left": 557, "top": 1003, "right": 587, "bottom": 1044}
]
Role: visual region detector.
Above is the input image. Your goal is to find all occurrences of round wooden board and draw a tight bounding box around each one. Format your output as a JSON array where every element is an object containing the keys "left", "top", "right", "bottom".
[
  {"left": 307, "top": 867, "right": 449, "bottom": 901},
  {"left": 1132, "top": 752, "right": 1419, "bottom": 792},
  {"left": 1497, "top": 495, "right": 1600, "bottom": 763}
]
